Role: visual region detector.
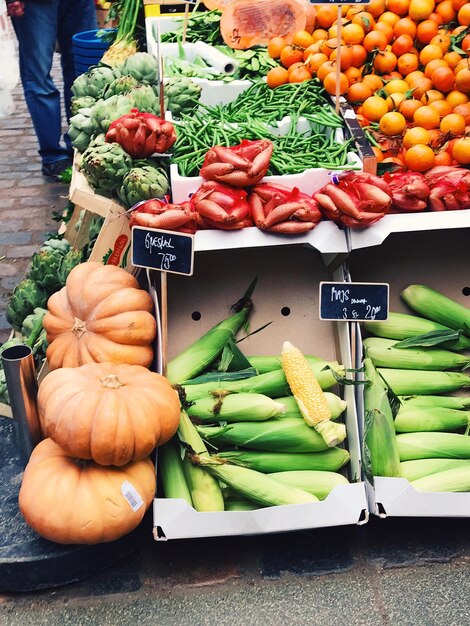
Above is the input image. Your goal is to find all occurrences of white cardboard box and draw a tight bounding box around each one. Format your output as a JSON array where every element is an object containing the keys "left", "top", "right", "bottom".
[
  {"left": 350, "top": 227, "right": 470, "bottom": 518},
  {"left": 149, "top": 242, "right": 368, "bottom": 540}
]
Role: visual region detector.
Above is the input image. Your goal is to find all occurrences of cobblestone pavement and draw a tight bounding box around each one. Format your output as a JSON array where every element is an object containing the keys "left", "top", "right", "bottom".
[{"left": 0, "top": 54, "right": 69, "bottom": 344}]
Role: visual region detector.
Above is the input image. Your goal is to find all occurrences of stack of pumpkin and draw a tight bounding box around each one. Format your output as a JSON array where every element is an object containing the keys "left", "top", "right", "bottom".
[{"left": 18, "top": 262, "right": 181, "bottom": 545}]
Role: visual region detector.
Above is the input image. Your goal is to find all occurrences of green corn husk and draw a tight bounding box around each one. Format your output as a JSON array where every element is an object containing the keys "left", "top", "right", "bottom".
[
  {"left": 364, "top": 311, "right": 470, "bottom": 351},
  {"left": 190, "top": 455, "right": 318, "bottom": 507},
  {"left": 248, "top": 355, "right": 342, "bottom": 375},
  {"left": 186, "top": 393, "right": 286, "bottom": 423},
  {"left": 268, "top": 470, "right": 349, "bottom": 500},
  {"left": 401, "top": 285, "right": 470, "bottom": 339},
  {"left": 224, "top": 498, "right": 262, "bottom": 511},
  {"left": 397, "top": 432, "right": 470, "bottom": 461},
  {"left": 158, "top": 439, "right": 193, "bottom": 505},
  {"left": 177, "top": 411, "right": 224, "bottom": 512},
  {"left": 196, "top": 417, "right": 346, "bottom": 453},
  {"left": 363, "top": 358, "right": 400, "bottom": 478},
  {"left": 394, "top": 407, "right": 470, "bottom": 433},
  {"left": 400, "top": 459, "right": 470, "bottom": 482},
  {"left": 363, "top": 337, "right": 470, "bottom": 371},
  {"left": 278, "top": 393, "right": 347, "bottom": 420},
  {"left": 217, "top": 448, "right": 350, "bottom": 472},
  {"left": 411, "top": 466, "right": 470, "bottom": 492},
  {"left": 398, "top": 395, "right": 470, "bottom": 410},
  {"left": 377, "top": 368, "right": 470, "bottom": 395}
]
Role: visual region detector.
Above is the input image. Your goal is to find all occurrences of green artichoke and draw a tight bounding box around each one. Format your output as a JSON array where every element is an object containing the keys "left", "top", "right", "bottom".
[
  {"left": 40, "top": 238, "right": 71, "bottom": 254},
  {"left": 118, "top": 52, "right": 159, "bottom": 84},
  {"left": 90, "top": 95, "right": 133, "bottom": 134},
  {"left": 6, "top": 279, "right": 49, "bottom": 332},
  {"left": 80, "top": 134, "right": 132, "bottom": 197},
  {"left": 117, "top": 161, "right": 170, "bottom": 208},
  {"left": 21, "top": 307, "right": 47, "bottom": 339},
  {"left": 29, "top": 250, "right": 65, "bottom": 293},
  {"left": 102, "top": 74, "right": 140, "bottom": 98},
  {"left": 164, "top": 77, "right": 202, "bottom": 118},
  {"left": 70, "top": 95, "right": 97, "bottom": 116},
  {"left": 69, "top": 106, "right": 95, "bottom": 153},
  {"left": 128, "top": 85, "right": 161, "bottom": 114},
  {"left": 71, "top": 65, "right": 119, "bottom": 99},
  {"left": 57, "top": 249, "right": 83, "bottom": 285}
]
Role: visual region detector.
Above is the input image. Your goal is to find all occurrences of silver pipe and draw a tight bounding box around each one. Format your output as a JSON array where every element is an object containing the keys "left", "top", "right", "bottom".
[{"left": 2, "top": 344, "right": 42, "bottom": 466}]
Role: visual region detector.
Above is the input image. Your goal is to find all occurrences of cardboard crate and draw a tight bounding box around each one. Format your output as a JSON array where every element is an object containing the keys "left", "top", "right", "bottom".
[
  {"left": 69, "top": 156, "right": 124, "bottom": 218},
  {"left": 148, "top": 241, "right": 368, "bottom": 540},
  {"left": 349, "top": 227, "right": 470, "bottom": 518}
]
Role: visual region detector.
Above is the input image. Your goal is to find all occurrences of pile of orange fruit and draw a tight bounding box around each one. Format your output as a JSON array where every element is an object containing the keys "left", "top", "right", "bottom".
[{"left": 266, "top": 0, "right": 470, "bottom": 172}]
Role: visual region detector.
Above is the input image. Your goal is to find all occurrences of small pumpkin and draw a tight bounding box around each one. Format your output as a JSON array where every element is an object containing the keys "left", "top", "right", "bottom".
[
  {"left": 19, "top": 438, "right": 156, "bottom": 545},
  {"left": 38, "top": 362, "right": 181, "bottom": 466},
  {"left": 43, "top": 262, "right": 156, "bottom": 370}
]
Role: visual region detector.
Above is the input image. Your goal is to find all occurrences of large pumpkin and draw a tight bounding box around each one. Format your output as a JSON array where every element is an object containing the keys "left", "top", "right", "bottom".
[
  {"left": 19, "top": 438, "right": 156, "bottom": 545},
  {"left": 43, "top": 262, "right": 156, "bottom": 370},
  {"left": 38, "top": 362, "right": 181, "bottom": 466}
]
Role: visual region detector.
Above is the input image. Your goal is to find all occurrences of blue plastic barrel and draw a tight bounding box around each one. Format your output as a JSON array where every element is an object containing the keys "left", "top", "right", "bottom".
[{"left": 72, "top": 28, "right": 115, "bottom": 51}]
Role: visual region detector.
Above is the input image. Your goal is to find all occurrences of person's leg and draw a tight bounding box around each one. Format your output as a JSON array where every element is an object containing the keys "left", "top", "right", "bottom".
[{"left": 11, "top": 0, "right": 70, "bottom": 168}]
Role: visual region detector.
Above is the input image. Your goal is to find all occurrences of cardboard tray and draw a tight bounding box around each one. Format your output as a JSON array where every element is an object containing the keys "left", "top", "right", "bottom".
[
  {"left": 69, "top": 157, "right": 125, "bottom": 218},
  {"left": 149, "top": 244, "right": 368, "bottom": 540},
  {"left": 349, "top": 228, "right": 470, "bottom": 518}
]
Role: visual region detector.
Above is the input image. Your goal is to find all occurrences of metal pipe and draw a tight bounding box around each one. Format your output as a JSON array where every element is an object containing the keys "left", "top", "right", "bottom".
[{"left": 2, "top": 344, "right": 42, "bottom": 466}]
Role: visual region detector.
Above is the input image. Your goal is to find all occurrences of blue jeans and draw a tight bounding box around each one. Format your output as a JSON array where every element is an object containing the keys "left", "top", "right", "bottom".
[{"left": 12, "top": 0, "right": 97, "bottom": 165}]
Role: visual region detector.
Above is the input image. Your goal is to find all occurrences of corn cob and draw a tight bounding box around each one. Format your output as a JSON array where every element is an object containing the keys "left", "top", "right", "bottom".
[
  {"left": 279, "top": 394, "right": 347, "bottom": 420},
  {"left": 268, "top": 470, "right": 349, "bottom": 500},
  {"left": 158, "top": 439, "right": 193, "bottom": 505},
  {"left": 363, "top": 358, "right": 401, "bottom": 478},
  {"left": 247, "top": 355, "right": 342, "bottom": 375},
  {"left": 281, "top": 341, "right": 343, "bottom": 447},
  {"left": 217, "top": 449, "right": 350, "bottom": 472},
  {"left": 224, "top": 498, "right": 262, "bottom": 511},
  {"left": 197, "top": 417, "right": 346, "bottom": 453},
  {"left": 363, "top": 337, "right": 470, "bottom": 371},
  {"left": 394, "top": 407, "right": 470, "bottom": 433},
  {"left": 400, "top": 459, "right": 470, "bottom": 482},
  {"left": 186, "top": 393, "right": 286, "bottom": 424},
  {"left": 397, "top": 432, "right": 470, "bottom": 461},
  {"left": 398, "top": 395, "right": 470, "bottom": 410},
  {"left": 401, "top": 285, "right": 470, "bottom": 338},
  {"left": 190, "top": 455, "right": 318, "bottom": 506},
  {"left": 411, "top": 466, "right": 470, "bottom": 492},
  {"left": 377, "top": 368, "right": 470, "bottom": 395},
  {"left": 364, "top": 311, "right": 470, "bottom": 350},
  {"left": 177, "top": 411, "right": 224, "bottom": 512}
]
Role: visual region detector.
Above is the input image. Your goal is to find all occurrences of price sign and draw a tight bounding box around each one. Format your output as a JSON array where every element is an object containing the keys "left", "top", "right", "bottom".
[
  {"left": 131, "top": 226, "right": 194, "bottom": 276},
  {"left": 319, "top": 282, "right": 389, "bottom": 322}
]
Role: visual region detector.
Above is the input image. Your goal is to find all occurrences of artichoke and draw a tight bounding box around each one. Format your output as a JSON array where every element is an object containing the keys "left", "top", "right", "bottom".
[
  {"left": 21, "top": 308, "right": 48, "bottom": 363},
  {"left": 57, "top": 248, "right": 83, "bottom": 285},
  {"left": 117, "top": 161, "right": 170, "bottom": 208},
  {"left": 71, "top": 65, "right": 119, "bottom": 99},
  {"left": 70, "top": 95, "right": 97, "bottom": 117},
  {"left": 164, "top": 77, "right": 202, "bottom": 118},
  {"left": 80, "top": 134, "right": 132, "bottom": 197},
  {"left": 68, "top": 106, "right": 95, "bottom": 153},
  {"left": 102, "top": 74, "right": 140, "bottom": 98},
  {"left": 128, "top": 85, "right": 161, "bottom": 114},
  {"left": 40, "top": 237, "right": 71, "bottom": 254},
  {"left": 29, "top": 249, "right": 65, "bottom": 293},
  {"left": 118, "top": 52, "right": 159, "bottom": 84},
  {"left": 6, "top": 279, "right": 49, "bottom": 332},
  {"left": 21, "top": 307, "right": 47, "bottom": 339},
  {"left": 90, "top": 95, "right": 133, "bottom": 134}
]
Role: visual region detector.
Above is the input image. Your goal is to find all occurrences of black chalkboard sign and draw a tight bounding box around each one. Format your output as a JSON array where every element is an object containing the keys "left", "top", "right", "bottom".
[
  {"left": 131, "top": 226, "right": 194, "bottom": 276},
  {"left": 319, "top": 282, "right": 389, "bottom": 322}
]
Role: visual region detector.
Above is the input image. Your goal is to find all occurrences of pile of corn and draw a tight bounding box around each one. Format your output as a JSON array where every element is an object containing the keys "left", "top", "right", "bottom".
[
  {"left": 363, "top": 284, "right": 470, "bottom": 493},
  {"left": 159, "top": 288, "right": 351, "bottom": 512}
]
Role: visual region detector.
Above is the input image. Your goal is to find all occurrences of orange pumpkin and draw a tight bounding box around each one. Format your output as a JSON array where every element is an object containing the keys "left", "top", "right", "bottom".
[
  {"left": 43, "top": 262, "right": 156, "bottom": 370},
  {"left": 38, "top": 362, "right": 181, "bottom": 466},
  {"left": 19, "top": 438, "right": 156, "bottom": 545}
]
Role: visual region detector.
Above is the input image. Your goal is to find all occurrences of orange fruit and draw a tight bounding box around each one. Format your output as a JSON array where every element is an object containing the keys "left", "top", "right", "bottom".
[
  {"left": 409, "top": 0, "right": 435, "bottom": 22},
  {"left": 292, "top": 30, "right": 315, "bottom": 49},
  {"left": 387, "top": 92, "right": 406, "bottom": 109},
  {"left": 363, "top": 30, "right": 388, "bottom": 52},
  {"left": 328, "top": 19, "right": 348, "bottom": 40},
  {"left": 434, "top": 150, "right": 452, "bottom": 166},
  {"left": 421, "top": 89, "right": 445, "bottom": 104},
  {"left": 447, "top": 90, "right": 469, "bottom": 107},
  {"left": 363, "top": 95, "right": 389, "bottom": 120},
  {"left": 305, "top": 52, "right": 329, "bottom": 73},
  {"left": 461, "top": 34, "right": 470, "bottom": 55},
  {"left": 429, "top": 99, "right": 453, "bottom": 117},
  {"left": 403, "top": 126, "right": 431, "bottom": 148},
  {"left": 315, "top": 6, "right": 338, "bottom": 28},
  {"left": 453, "top": 102, "right": 470, "bottom": 122},
  {"left": 280, "top": 45, "right": 304, "bottom": 68},
  {"left": 419, "top": 44, "right": 443, "bottom": 66},
  {"left": 317, "top": 60, "right": 337, "bottom": 81},
  {"left": 312, "top": 29, "right": 329, "bottom": 41},
  {"left": 342, "top": 23, "right": 366, "bottom": 44},
  {"left": 323, "top": 71, "right": 349, "bottom": 95},
  {"left": 398, "top": 53, "right": 419, "bottom": 75},
  {"left": 385, "top": 78, "right": 410, "bottom": 94},
  {"left": 352, "top": 12, "right": 376, "bottom": 33},
  {"left": 440, "top": 113, "right": 466, "bottom": 134},
  {"left": 350, "top": 44, "right": 368, "bottom": 67},
  {"left": 416, "top": 20, "right": 439, "bottom": 44},
  {"left": 455, "top": 68, "right": 470, "bottom": 94},
  {"left": 404, "top": 144, "right": 435, "bottom": 172},
  {"left": 362, "top": 74, "right": 384, "bottom": 91},
  {"left": 429, "top": 12, "right": 444, "bottom": 25},
  {"left": 452, "top": 136, "right": 470, "bottom": 163},
  {"left": 411, "top": 77, "right": 433, "bottom": 99},
  {"left": 345, "top": 66, "right": 362, "bottom": 84},
  {"left": 394, "top": 17, "right": 417, "bottom": 38},
  {"left": 430, "top": 33, "right": 451, "bottom": 52},
  {"left": 266, "top": 66, "right": 289, "bottom": 88},
  {"left": 452, "top": 0, "right": 468, "bottom": 10},
  {"left": 374, "top": 22, "right": 395, "bottom": 43},
  {"left": 413, "top": 104, "right": 441, "bottom": 128},
  {"left": 268, "top": 37, "right": 287, "bottom": 59},
  {"left": 379, "top": 11, "right": 401, "bottom": 26},
  {"left": 368, "top": 0, "right": 387, "bottom": 17},
  {"left": 330, "top": 46, "right": 353, "bottom": 70},
  {"left": 346, "top": 81, "right": 373, "bottom": 102},
  {"left": 406, "top": 70, "right": 425, "bottom": 85},
  {"left": 455, "top": 59, "right": 470, "bottom": 75},
  {"left": 435, "top": 0, "right": 457, "bottom": 22},
  {"left": 320, "top": 37, "right": 344, "bottom": 57},
  {"left": 431, "top": 66, "right": 455, "bottom": 92},
  {"left": 392, "top": 34, "right": 414, "bottom": 56},
  {"left": 399, "top": 98, "right": 423, "bottom": 120},
  {"left": 386, "top": 0, "right": 410, "bottom": 14},
  {"left": 374, "top": 50, "right": 398, "bottom": 74},
  {"left": 288, "top": 65, "right": 313, "bottom": 83},
  {"left": 458, "top": 4, "right": 470, "bottom": 25},
  {"left": 379, "top": 111, "right": 407, "bottom": 135},
  {"left": 424, "top": 58, "right": 448, "bottom": 79}
]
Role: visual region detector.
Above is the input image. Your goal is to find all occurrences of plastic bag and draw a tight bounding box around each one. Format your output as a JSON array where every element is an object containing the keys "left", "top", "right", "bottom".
[{"left": 0, "top": 0, "right": 20, "bottom": 117}]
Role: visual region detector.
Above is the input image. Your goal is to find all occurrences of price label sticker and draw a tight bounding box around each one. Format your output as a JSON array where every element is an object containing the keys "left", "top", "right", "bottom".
[
  {"left": 131, "top": 226, "right": 194, "bottom": 276},
  {"left": 319, "top": 282, "right": 389, "bottom": 322}
]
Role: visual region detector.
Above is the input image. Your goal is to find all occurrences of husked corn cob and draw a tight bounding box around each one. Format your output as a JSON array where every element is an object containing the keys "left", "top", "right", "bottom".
[
  {"left": 411, "top": 466, "right": 470, "bottom": 492},
  {"left": 399, "top": 395, "right": 470, "bottom": 410},
  {"left": 401, "top": 285, "right": 470, "bottom": 338},
  {"left": 217, "top": 449, "right": 350, "bottom": 472},
  {"left": 400, "top": 459, "right": 470, "bottom": 482},
  {"left": 363, "top": 337, "right": 470, "bottom": 371},
  {"left": 377, "top": 368, "right": 470, "bottom": 395},
  {"left": 394, "top": 407, "right": 470, "bottom": 433},
  {"left": 186, "top": 393, "right": 285, "bottom": 423},
  {"left": 281, "top": 341, "right": 343, "bottom": 447},
  {"left": 364, "top": 311, "right": 470, "bottom": 350},
  {"left": 247, "top": 355, "right": 342, "bottom": 375},
  {"left": 397, "top": 432, "right": 470, "bottom": 461},
  {"left": 177, "top": 411, "right": 224, "bottom": 512},
  {"left": 197, "top": 417, "right": 346, "bottom": 453},
  {"left": 363, "top": 358, "right": 400, "bottom": 478},
  {"left": 190, "top": 455, "right": 318, "bottom": 507},
  {"left": 159, "top": 439, "right": 193, "bottom": 505},
  {"left": 279, "top": 394, "right": 347, "bottom": 420},
  {"left": 268, "top": 470, "right": 349, "bottom": 500}
]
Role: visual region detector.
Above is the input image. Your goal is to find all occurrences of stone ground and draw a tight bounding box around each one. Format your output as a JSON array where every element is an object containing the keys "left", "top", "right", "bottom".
[{"left": 2, "top": 51, "right": 470, "bottom": 626}]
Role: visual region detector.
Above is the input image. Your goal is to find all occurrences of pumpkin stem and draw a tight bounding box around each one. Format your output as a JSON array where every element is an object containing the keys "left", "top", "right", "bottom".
[
  {"left": 100, "top": 374, "right": 125, "bottom": 389},
  {"left": 72, "top": 317, "right": 87, "bottom": 339}
]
